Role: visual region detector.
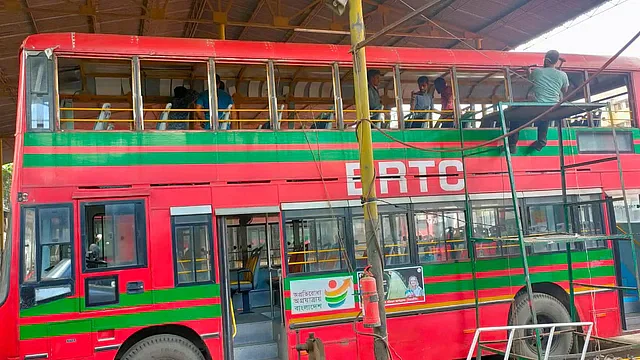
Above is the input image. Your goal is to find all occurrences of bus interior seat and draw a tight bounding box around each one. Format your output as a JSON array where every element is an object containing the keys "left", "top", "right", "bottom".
[
  {"left": 230, "top": 246, "right": 263, "bottom": 313},
  {"left": 311, "top": 106, "right": 334, "bottom": 129},
  {"left": 258, "top": 104, "right": 285, "bottom": 130},
  {"left": 156, "top": 103, "right": 172, "bottom": 130},
  {"left": 93, "top": 103, "right": 114, "bottom": 131}
]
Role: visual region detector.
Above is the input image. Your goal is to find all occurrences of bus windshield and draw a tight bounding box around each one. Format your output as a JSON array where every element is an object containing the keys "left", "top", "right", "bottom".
[{"left": 0, "top": 213, "right": 11, "bottom": 306}]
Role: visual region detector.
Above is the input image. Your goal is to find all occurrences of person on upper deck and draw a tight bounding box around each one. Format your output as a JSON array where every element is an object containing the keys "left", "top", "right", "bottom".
[
  {"left": 507, "top": 50, "right": 569, "bottom": 153},
  {"left": 408, "top": 76, "right": 435, "bottom": 128},
  {"left": 195, "top": 74, "right": 234, "bottom": 130},
  {"left": 434, "top": 77, "right": 454, "bottom": 128},
  {"left": 167, "top": 86, "right": 198, "bottom": 130},
  {"left": 367, "top": 69, "right": 384, "bottom": 124}
]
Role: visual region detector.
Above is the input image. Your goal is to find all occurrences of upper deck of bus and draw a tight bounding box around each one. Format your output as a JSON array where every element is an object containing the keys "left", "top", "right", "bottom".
[{"left": 14, "top": 33, "right": 640, "bottom": 201}]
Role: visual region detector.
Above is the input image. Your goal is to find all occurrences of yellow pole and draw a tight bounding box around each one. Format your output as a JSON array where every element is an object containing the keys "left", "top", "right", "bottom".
[
  {"left": 348, "top": 2, "right": 388, "bottom": 360},
  {"left": 219, "top": 23, "right": 226, "bottom": 40}
]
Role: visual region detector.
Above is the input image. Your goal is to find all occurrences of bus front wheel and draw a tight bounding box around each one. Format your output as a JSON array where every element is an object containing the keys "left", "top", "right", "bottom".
[
  {"left": 510, "top": 292, "right": 574, "bottom": 358},
  {"left": 121, "top": 334, "right": 205, "bottom": 360}
]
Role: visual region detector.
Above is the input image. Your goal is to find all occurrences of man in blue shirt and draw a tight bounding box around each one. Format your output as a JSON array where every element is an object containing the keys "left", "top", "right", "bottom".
[
  {"left": 195, "top": 74, "right": 234, "bottom": 129},
  {"left": 408, "top": 76, "right": 434, "bottom": 128}
]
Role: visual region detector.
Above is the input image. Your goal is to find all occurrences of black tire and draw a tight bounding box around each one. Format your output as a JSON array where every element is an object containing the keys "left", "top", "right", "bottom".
[
  {"left": 510, "top": 293, "right": 574, "bottom": 358},
  {"left": 121, "top": 334, "right": 205, "bottom": 360}
]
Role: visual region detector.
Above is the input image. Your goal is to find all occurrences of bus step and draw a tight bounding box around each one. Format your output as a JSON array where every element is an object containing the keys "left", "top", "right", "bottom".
[
  {"left": 234, "top": 340, "right": 278, "bottom": 360},
  {"left": 234, "top": 320, "right": 274, "bottom": 345}
]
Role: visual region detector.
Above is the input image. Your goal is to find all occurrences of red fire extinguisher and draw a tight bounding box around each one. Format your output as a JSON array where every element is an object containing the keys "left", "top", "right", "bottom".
[{"left": 361, "top": 266, "right": 381, "bottom": 328}]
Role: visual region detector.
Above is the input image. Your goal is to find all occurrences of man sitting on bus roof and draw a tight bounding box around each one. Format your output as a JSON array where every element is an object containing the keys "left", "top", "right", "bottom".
[
  {"left": 195, "top": 74, "right": 234, "bottom": 130},
  {"left": 507, "top": 50, "right": 569, "bottom": 153}
]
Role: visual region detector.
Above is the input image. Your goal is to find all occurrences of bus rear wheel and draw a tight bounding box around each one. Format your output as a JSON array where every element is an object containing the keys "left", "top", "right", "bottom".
[
  {"left": 121, "top": 334, "right": 205, "bottom": 360},
  {"left": 511, "top": 293, "right": 574, "bottom": 358}
]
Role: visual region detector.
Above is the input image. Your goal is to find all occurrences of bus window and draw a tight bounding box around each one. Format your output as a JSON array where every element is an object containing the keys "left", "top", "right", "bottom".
[
  {"left": 284, "top": 209, "right": 348, "bottom": 274},
  {"left": 455, "top": 70, "right": 507, "bottom": 129},
  {"left": 352, "top": 206, "right": 411, "bottom": 268},
  {"left": 398, "top": 69, "right": 450, "bottom": 129},
  {"left": 82, "top": 201, "right": 146, "bottom": 270},
  {"left": 414, "top": 204, "right": 466, "bottom": 263},
  {"left": 139, "top": 60, "right": 207, "bottom": 131},
  {"left": 57, "top": 58, "right": 135, "bottom": 131},
  {"left": 472, "top": 200, "right": 518, "bottom": 258},
  {"left": 272, "top": 64, "right": 337, "bottom": 130},
  {"left": 0, "top": 213, "right": 10, "bottom": 306},
  {"left": 214, "top": 63, "right": 269, "bottom": 130},
  {"left": 172, "top": 214, "right": 213, "bottom": 285},
  {"left": 26, "top": 52, "right": 54, "bottom": 132},
  {"left": 574, "top": 203, "right": 606, "bottom": 249},
  {"left": 589, "top": 72, "right": 633, "bottom": 128},
  {"left": 225, "top": 214, "right": 279, "bottom": 270},
  {"left": 20, "top": 204, "right": 73, "bottom": 308},
  {"left": 341, "top": 66, "right": 395, "bottom": 129}
]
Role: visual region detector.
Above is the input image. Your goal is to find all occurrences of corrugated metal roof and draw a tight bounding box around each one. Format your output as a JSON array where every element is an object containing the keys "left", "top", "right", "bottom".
[{"left": 0, "top": 0, "right": 610, "bottom": 158}]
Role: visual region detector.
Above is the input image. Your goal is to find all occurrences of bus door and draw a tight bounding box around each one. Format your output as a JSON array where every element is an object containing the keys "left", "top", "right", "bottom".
[
  {"left": 18, "top": 203, "right": 87, "bottom": 360},
  {"left": 215, "top": 207, "right": 284, "bottom": 360},
  {"left": 76, "top": 198, "right": 150, "bottom": 354}
]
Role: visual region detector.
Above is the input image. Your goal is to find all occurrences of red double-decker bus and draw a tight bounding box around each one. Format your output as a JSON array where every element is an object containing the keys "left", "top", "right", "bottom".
[{"left": 1, "top": 33, "right": 639, "bottom": 360}]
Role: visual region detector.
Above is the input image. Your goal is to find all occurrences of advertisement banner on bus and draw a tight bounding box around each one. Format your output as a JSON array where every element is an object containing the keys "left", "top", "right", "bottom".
[
  {"left": 289, "top": 276, "right": 356, "bottom": 314},
  {"left": 358, "top": 266, "right": 425, "bottom": 306}
]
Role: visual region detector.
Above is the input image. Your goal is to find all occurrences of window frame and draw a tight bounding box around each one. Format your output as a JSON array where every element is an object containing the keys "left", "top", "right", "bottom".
[
  {"left": 350, "top": 205, "right": 415, "bottom": 269},
  {"left": 413, "top": 203, "right": 468, "bottom": 264},
  {"left": 471, "top": 203, "right": 520, "bottom": 259},
  {"left": 171, "top": 214, "right": 215, "bottom": 287},
  {"left": 283, "top": 208, "right": 352, "bottom": 277},
  {"left": 576, "top": 130, "right": 634, "bottom": 154},
  {"left": 19, "top": 203, "right": 75, "bottom": 307},
  {"left": 25, "top": 51, "right": 55, "bottom": 133},
  {"left": 84, "top": 275, "right": 119, "bottom": 307},
  {"left": 80, "top": 199, "right": 148, "bottom": 273},
  {"left": 0, "top": 212, "right": 11, "bottom": 307}
]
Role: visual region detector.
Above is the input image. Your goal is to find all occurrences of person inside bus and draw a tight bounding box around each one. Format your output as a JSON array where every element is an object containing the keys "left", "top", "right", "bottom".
[
  {"left": 408, "top": 76, "right": 434, "bottom": 128},
  {"left": 167, "top": 86, "right": 198, "bottom": 130},
  {"left": 507, "top": 50, "right": 569, "bottom": 153},
  {"left": 367, "top": 69, "right": 384, "bottom": 125},
  {"left": 195, "top": 74, "right": 234, "bottom": 130},
  {"left": 434, "top": 77, "right": 454, "bottom": 128}
]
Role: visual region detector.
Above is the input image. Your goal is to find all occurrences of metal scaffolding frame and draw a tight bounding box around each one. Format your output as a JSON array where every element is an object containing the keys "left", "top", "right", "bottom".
[{"left": 458, "top": 101, "right": 640, "bottom": 359}]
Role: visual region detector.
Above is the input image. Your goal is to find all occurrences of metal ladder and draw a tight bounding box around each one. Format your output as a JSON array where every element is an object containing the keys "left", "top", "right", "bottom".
[{"left": 466, "top": 322, "right": 594, "bottom": 360}]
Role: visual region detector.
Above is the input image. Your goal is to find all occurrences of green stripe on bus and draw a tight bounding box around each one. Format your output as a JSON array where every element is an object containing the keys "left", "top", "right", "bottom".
[
  {"left": 23, "top": 129, "right": 508, "bottom": 147},
  {"left": 23, "top": 128, "right": 639, "bottom": 148},
  {"left": 22, "top": 145, "right": 580, "bottom": 167},
  {"left": 284, "top": 249, "right": 614, "bottom": 290},
  {"left": 20, "top": 284, "right": 220, "bottom": 317},
  {"left": 20, "top": 304, "right": 221, "bottom": 340}
]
